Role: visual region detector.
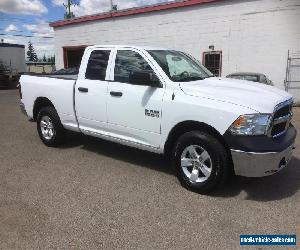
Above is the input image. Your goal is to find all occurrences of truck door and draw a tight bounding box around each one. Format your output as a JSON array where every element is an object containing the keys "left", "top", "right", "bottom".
[
  {"left": 75, "top": 49, "right": 112, "bottom": 133},
  {"left": 107, "top": 49, "right": 165, "bottom": 148}
]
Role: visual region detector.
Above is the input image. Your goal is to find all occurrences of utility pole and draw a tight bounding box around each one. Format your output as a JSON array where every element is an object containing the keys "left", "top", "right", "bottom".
[
  {"left": 110, "top": 0, "right": 113, "bottom": 11},
  {"left": 63, "top": 0, "right": 78, "bottom": 19}
]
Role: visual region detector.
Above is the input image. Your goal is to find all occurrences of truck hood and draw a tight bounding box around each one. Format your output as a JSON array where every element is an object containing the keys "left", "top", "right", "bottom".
[{"left": 179, "top": 77, "right": 292, "bottom": 113}]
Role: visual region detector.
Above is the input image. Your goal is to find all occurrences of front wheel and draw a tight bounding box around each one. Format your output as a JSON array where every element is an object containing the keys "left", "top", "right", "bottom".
[
  {"left": 37, "top": 107, "right": 65, "bottom": 147},
  {"left": 171, "top": 131, "right": 230, "bottom": 193}
]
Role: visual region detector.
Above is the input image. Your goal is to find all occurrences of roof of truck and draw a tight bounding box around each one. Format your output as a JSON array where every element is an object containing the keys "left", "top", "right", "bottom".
[
  {"left": 50, "top": 0, "right": 220, "bottom": 28},
  {"left": 87, "top": 45, "right": 175, "bottom": 51}
]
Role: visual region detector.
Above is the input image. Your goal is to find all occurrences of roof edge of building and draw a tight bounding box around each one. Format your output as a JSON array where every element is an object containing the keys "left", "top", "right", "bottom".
[
  {"left": 49, "top": 0, "right": 219, "bottom": 28},
  {"left": 0, "top": 43, "right": 25, "bottom": 48}
]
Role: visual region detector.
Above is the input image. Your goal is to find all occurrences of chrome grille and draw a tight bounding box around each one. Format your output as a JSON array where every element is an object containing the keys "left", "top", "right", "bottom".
[{"left": 269, "top": 99, "right": 293, "bottom": 137}]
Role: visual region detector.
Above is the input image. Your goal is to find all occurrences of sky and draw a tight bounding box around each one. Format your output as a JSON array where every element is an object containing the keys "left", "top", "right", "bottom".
[{"left": 0, "top": 0, "right": 171, "bottom": 58}]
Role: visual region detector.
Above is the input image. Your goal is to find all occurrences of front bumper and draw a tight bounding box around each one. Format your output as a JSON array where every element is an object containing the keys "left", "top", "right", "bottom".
[
  {"left": 224, "top": 125, "right": 297, "bottom": 177},
  {"left": 231, "top": 143, "right": 295, "bottom": 177}
]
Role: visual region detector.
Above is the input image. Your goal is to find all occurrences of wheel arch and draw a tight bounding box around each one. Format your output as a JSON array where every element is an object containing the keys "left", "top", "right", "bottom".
[
  {"left": 164, "top": 120, "right": 231, "bottom": 159},
  {"left": 33, "top": 97, "right": 55, "bottom": 121}
]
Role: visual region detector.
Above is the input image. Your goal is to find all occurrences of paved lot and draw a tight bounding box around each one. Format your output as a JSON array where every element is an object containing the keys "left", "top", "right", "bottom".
[{"left": 0, "top": 89, "right": 299, "bottom": 249}]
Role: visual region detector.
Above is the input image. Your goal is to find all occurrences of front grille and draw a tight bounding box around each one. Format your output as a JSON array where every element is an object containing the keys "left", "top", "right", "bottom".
[
  {"left": 269, "top": 99, "right": 293, "bottom": 137},
  {"left": 273, "top": 103, "right": 292, "bottom": 119},
  {"left": 271, "top": 123, "right": 287, "bottom": 137}
]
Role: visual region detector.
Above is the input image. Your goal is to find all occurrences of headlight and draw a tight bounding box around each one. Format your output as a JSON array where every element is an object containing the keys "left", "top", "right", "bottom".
[{"left": 229, "top": 114, "right": 272, "bottom": 135}]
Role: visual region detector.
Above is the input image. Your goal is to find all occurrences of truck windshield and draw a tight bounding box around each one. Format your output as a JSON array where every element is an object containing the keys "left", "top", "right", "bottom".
[{"left": 148, "top": 50, "right": 214, "bottom": 82}]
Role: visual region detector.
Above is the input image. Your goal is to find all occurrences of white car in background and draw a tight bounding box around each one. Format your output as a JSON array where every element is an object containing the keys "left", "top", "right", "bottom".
[{"left": 226, "top": 72, "right": 274, "bottom": 86}]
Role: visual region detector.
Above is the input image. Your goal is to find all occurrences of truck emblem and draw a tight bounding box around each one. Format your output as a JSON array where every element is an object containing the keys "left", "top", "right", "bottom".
[{"left": 145, "top": 109, "right": 160, "bottom": 118}]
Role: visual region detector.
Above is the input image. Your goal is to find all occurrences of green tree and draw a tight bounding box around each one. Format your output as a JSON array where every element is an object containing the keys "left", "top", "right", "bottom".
[
  {"left": 42, "top": 54, "right": 47, "bottom": 62},
  {"left": 26, "top": 41, "right": 38, "bottom": 62}
]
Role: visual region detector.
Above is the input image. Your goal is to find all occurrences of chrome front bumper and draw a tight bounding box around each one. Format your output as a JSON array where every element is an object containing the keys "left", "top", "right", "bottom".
[{"left": 231, "top": 143, "right": 295, "bottom": 177}]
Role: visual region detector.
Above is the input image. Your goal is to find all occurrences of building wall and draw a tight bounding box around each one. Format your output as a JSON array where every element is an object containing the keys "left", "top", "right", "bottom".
[
  {"left": 26, "top": 64, "right": 55, "bottom": 74},
  {"left": 53, "top": 0, "right": 300, "bottom": 100},
  {"left": 0, "top": 46, "right": 26, "bottom": 73}
]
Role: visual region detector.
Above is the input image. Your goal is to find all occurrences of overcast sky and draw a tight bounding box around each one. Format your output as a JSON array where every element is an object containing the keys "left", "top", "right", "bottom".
[{"left": 0, "top": 0, "right": 172, "bottom": 58}]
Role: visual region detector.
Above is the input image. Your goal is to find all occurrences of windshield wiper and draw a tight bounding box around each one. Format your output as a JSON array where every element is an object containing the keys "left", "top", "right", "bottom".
[{"left": 180, "top": 76, "right": 204, "bottom": 82}]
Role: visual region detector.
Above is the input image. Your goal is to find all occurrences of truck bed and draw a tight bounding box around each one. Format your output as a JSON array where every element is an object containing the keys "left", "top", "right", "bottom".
[{"left": 20, "top": 74, "right": 78, "bottom": 131}]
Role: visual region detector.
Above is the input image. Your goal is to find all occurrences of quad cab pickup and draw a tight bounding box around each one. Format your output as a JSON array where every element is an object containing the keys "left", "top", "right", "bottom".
[{"left": 19, "top": 45, "right": 297, "bottom": 193}]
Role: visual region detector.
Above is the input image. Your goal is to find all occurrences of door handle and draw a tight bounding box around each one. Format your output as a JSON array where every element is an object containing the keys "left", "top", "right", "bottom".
[
  {"left": 78, "top": 87, "right": 88, "bottom": 93},
  {"left": 110, "top": 91, "right": 123, "bottom": 97}
]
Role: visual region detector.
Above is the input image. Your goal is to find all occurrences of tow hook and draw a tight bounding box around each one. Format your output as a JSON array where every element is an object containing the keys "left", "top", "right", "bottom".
[{"left": 279, "top": 158, "right": 287, "bottom": 169}]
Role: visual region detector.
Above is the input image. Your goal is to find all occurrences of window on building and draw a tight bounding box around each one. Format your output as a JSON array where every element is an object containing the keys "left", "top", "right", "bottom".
[
  {"left": 202, "top": 51, "right": 222, "bottom": 77},
  {"left": 85, "top": 50, "right": 111, "bottom": 80},
  {"left": 114, "top": 50, "right": 154, "bottom": 84}
]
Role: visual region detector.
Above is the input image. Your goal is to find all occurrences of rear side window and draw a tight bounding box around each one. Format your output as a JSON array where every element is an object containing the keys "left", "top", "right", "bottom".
[
  {"left": 114, "top": 50, "right": 153, "bottom": 83},
  {"left": 85, "top": 50, "right": 110, "bottom": 80},
  {"left": 243, "top": 75, "right": 259, "bottom": 82}
]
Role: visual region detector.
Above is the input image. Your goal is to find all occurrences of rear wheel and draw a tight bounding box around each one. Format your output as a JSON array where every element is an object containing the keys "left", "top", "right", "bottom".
[
  {"left": 37, "top": 107, "right": 65, "bottom": 147},
  {"left": 171, "top": 131, "right": 229, "bottom": 193}
]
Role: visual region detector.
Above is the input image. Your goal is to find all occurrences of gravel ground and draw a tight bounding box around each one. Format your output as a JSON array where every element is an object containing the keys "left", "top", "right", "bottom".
[{"left": 0, "top": 89, "right": 299, "bottom": 249}]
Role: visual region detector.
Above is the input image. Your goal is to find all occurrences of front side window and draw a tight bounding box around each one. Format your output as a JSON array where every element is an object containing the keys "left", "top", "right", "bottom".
[
  {"left": 148, "top": 50, "right": 213, "bottom": 82},
  {"left": 85, "top": 50, "right": 111, "bottom": 80},
  {"left": 114, "top": 50, "right": 154, "bottom": 84}
]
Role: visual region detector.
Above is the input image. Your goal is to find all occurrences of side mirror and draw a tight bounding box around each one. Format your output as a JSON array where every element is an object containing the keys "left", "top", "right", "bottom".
[{"left": 129, "top": 71, "right": 161, "bottom": 87}]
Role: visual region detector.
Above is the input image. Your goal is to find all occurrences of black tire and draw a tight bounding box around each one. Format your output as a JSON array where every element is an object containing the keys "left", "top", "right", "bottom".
[
  {"left": 37, "top": 107, "right": 65, "bottom": 147},
  {"left": 171, "top": 131, "right": 230, "bottom": 194}
]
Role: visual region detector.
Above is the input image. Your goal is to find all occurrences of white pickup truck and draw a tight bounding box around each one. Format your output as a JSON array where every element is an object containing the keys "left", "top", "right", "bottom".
[{"left": 19, "top": 45, "right": 297, "bottom": 193}]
